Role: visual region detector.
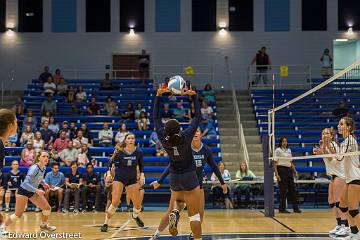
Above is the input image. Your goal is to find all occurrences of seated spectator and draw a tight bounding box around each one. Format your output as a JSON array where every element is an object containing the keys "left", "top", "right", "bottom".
[
  {"left": 79, "top": 124, "right": 94, "bottom": 146},
  {"left": 202, "top": 83, "right": 216, "bottom": 104},
  {"left": 149, "top": 130, "right": 167, "bottom": 156},
  {"left": 104, "top": 96, "right": 118, "bottom": 116},
  {"left": 33, "top": 131, "right": 45, "bottom": 152},
  {"left": 43, "top": 76, "right": 56, "bottom": 96},
  {"left": 48, "top": 117, "right": 59, "bottom": 134},
  {"left": 199, "top": 118, "right": 217, "bottom": 139},
  {"left": 173, "top": 102, "right": 188, "bottom": 122},
  {"left": 69, "top": 122, "right": 77, "bottom": 139},
  {"left": 41, "top": 95, "right": 57, "bottom": 115},
  {"left": 76, "top": 86, "right": 87, "bottom": 102},
  {"left": 81, "top": 163, "right": 101, "bottom": 212},
  {"left": 45, "top": 162, "right": 65, "bottom": 212},
  {"left": 41, "top": 111, "right": 52, "bottom": 125},
  {"left": 54, "top": 130, "right": 69, "bottom": 153},
  {"left": 2, "top": 160, "right": 25, "bottom": 212},
  {"left": 161, "top": 103, "right": 173, "bottom": 122},
  {"left": 66, "top": 87, "right": 76, "bottom": 103},
  {"left": 64, "top": 162, "right": 82, "bottom": 213},
  {"left": 98, "top": 122, "right": 113, "bottom": 147},
  {"left": 121, "top": 103, "right": 135, "bottom": 123},
  {"left": 39, "top": 66, "right": 52, "bottom": 83},
  {"left": 115, "top": 123, "right": 129, "bottom": 143},
  {"left": 23, "top": 109, "right": 37, "bottom": 131},
  {"left": 73, "top": 130, "right": 89, "bottom": 149},
  {"left": 100, "top": 73, "right": 114, "bottom": 90},
  {"left": 59, "top": 121, "right": 71, "bottom": 138},
  {"left": 235, "top": 162, "right": 256, "bottom": 208},
  {"left": 13, "top": 97, "right": 25, "bottom": 116},
  {"left": 201, "top": 101, "right": 214, "bottom": 121},
  {"left": 47, "top": 144, "right": 59, "bottom": 165},
  {"left": 56, "top": 77, "right": 68, "bottom": 96},
  {"left": 211, "top": 161, "right": 233, "bottom": 209},
  {"left": 87, "top": 97, "right": 100, "bottom": 115},
  {"left": 137, "top": 111, "right": 149, "bottom": 130},
  {"left": 135, "top": 103, "right": 146, "bottom": 119},
  {"left": 59, "top": 140, "right": 78, "bottom": 166},
  {"left": 6, "top": 132, "right": 18, "bottom": 147},
  {"left": 77, "top": 144, "right": 93, "bottom": 167},
  {"left": 40, "top": 120, "right": 56, "bottom": 147},
  {"left": 20, "top": 141, "right": 36, "bottom": 166},
  {"left": 53, "top": 68, "right": 63, "bottom": 85},
  {"left": 20, "top": 125, "right": 34, "bottom": 146}
]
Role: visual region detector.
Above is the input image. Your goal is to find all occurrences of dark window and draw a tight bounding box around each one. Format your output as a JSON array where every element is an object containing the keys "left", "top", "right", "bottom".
[
  {"left": 86, "top": 0, "right": 111, "bottom": 32},
  {"left": 192, "top": 0, "right": 216, "bottom": 31},
  {"left": 338, "top": 0, "right": 360, "bottom": 31},
  {"left": 229, "top": 0, "right": 253, "bottom": 31},
  {"left": 18, "top": 0, "right": 43, "bottom": 32},
  {"left": 0, "top": 0, "right": 5, "bottom": 32},
  {"left": 302, "top": 0, "right": 327, "bottom": 31},
  {"left": 120, "top": 0, "right": 145, "bottom": 32}
]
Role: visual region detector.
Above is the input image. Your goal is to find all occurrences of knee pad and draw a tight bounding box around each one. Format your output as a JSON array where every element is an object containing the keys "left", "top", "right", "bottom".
[
  {"left": 329, "top": 203, "right": 336, "bottom": 209},
  {"left": 336, "top": 202, "right": 340, "bottom": 208},
  {"left": 42, "top": 209, "right": 51, "bottom": 216},
  {"left": 188, "top": 213, "right": 200, "bottom": 222},
  {"left": 10, "top": 214, "right": 20, "bottom": 222},
  {"left": 339, "top": 206, "right": 349, "bottom": 213},
  {"left": 349, "top": 209, "right": 359, "bottom": 218},
  {"left": 107, "top": 204, "right": 117, "bottom": 215}
]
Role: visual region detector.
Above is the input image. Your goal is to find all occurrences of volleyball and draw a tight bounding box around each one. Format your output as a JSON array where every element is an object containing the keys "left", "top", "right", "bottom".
[{"left": 168, "top": 75, "right": 186, "bottom": 94}]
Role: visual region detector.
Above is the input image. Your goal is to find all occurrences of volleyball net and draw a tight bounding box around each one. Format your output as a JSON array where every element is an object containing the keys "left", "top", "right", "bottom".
[{"left": 262, "top": 59, "right": 360, "bottom": 174}]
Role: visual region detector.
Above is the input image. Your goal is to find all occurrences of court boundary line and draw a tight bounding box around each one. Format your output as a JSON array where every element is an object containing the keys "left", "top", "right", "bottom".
[{"left": 259, "top": 210, "right": 296, "bottom": 233}]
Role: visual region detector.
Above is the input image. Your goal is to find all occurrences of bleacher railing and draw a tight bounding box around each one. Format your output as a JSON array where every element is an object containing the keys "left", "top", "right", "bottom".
[
  {"left": 247, "top": 64, "right": 311, "bottom": 89},
  {"left": 226, "top": 57, "right": 250, "bottom": 168},
  {"left": 1, "top": 70, "right": 15, "bottom": 105},
  {"left": 152, "top": 65, "right": 215, "bottom": 89}
]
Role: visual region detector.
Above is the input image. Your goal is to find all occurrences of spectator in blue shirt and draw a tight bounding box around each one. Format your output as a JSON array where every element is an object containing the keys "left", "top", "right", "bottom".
[
  {"left": 45, "top": 162, "right": 65, "bottom": 212},
  {"left": 40, "top": 120, "right": 56, "bottom": 148},
  {"left": 173, "top": 102, "right": 188, "bottom": 122},
  {"left": 199, "top": 118, "right": 217, "bottom": 139},
  {"left": 6, "top": 133, "right": 18, "bottom": 147}
]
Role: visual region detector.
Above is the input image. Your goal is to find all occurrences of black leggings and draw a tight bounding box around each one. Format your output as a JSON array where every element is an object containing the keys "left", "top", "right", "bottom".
[{"left": 277, "top": 166, "right": 299, "bottom": 211}]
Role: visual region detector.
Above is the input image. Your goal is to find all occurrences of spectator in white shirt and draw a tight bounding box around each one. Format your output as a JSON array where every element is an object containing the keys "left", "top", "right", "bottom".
[
  {"left": 98, "top": 122, "right": 113, "bottom": 147},
  {"left": 57, "top": 77, "right": 68, "bottom": 96},
  {"left": 211, "top": 161, "right": 233, "bottom": 209},
  {"left": 76, "top": 86, "right": 87, "bottom": 102},
  {"left": 115, "top": 123, "right": 129, "bottom": 143},
  {"left": 201, "top": 100, "right": 214, "bottom": 121},
  {"left": 60, "top": 140, "right": 79, "bottom": 166},
  {"left": 43, "top": 76, "right": 57, "bottom": 96},
  {"left": 73, "top": 130, "right": 89, "bottom": 149}
]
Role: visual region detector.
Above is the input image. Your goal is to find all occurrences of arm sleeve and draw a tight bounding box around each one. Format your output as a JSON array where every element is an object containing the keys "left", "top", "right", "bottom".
[
  {"left": 183, "top": 95, "right": 201, "bottom": 141},
  {"left": 157, "top": 165, "right": 170, "bottom": 184},
  {"left": 248, "top": 170, "right": 256, "bottom": 178},
  {"left": 206, "top": 152, "right": 225, "bottom": 185},
  {"left": 138, "top": 151, "right": 144, "bottom": 173},
  {"left": 22, "top": 168, "right": 38, "bottom": 193},
  {"left": 153, "top": 97, "right": 166, "bottom": 140}
]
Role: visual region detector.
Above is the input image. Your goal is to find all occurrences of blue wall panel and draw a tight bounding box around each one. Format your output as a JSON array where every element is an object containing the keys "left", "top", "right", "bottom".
[
  {"left": 156, "top": 0, "right": 180, "bottom": 32},
  {"left": 52, "top": 0, "right": 76, "bottom": 32},
  {"left": 265, "top": 0, "right": 290, "bottom": 31}
]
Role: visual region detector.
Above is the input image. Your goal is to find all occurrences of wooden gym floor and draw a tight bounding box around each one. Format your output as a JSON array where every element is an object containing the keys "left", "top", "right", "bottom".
[{"left": 2, "top": 210, "right": 335, "bottom": 239}]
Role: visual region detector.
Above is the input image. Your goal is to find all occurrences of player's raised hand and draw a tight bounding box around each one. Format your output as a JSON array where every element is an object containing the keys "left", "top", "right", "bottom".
[{"left": 156, "top": 84, "right": 170, "bottom": 96}]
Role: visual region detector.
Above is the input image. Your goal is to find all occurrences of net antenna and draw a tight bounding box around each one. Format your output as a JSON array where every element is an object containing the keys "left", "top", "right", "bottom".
[{"left": 268, "top": 59, "right": 360, "bottom": 164}]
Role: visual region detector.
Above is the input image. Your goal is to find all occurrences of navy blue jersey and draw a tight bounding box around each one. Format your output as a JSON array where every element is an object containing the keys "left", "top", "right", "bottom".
[
  {"left": 0, "top": 172, "right": 4, "bottom": 187},
  {"left": 153, "top": 95, "right": 201, "bottom": 174},
  {"left": 113, "top": 148, "right": 144, "bottom": 181},
  {"left": 158, "top": 144, "right": 225, "bottom": 185},
  {"left": 0, "top": 139, "right": 4, "bottom": 171},
  {"left": 4, "top": 171, "right": 25, "bottom": 189},
  {"left": 65, "top": 171, "right": 82, "bottom": 184}
]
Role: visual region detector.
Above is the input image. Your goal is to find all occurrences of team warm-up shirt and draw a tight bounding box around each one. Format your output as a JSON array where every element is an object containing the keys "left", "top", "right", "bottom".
[
  {"left": 4, "top": 171, "right": 25, "bottom": 189},
  {"left": 157, "top": 143, "right": 225, "bottom": 185},
  {"left": 113, "top": 148, "right": 144, "bottom": 180},
  {"left": 336, "top": 135, "right": 360, "bottom": 183},
  {"left": 153, "top": 95, "right": 201, "bottom": 174},
  {"left": 21, "top": 164, "right": 46, "bottom": 193},
  {"left": 323, "top": 141, "right": 345, "bottom": 179}
]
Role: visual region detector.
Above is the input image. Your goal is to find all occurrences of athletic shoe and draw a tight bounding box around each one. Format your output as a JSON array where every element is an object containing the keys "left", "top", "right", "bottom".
[
  {"left": 329, "top": 225, "right": 342, "bottom": 235},
  {"left": 293, "top": 209, "right": 302, "bottom": 213},
  {"left": 334, "top": 226, "right": 351, "bottom": 237},
  {"left": 169, "top": 209, "right": 180, "bottom": 236},
  {"left": 40, "top": 223, "right": 56, "bottom": 232},
  {"left": 344, "top": 232, "right": 360, "bottom": 240},
  {"left": 100, "top": 224, "right": 108, "bottom": 232},
  {"left": 278, "top": 210, "right": 291, "bottom": 214},
  {"left": 132, "top": 215, "right": 144, "bottom": 228},
  {"left": 188, "top": 232, "right": 194, "bottom": 240},
  {"left": 35, "top": 207, "right": 40, "bottom": 212},
  {"left": 0, "top": 225, "right": 8, "bottom": 237},
  {"left": 62, "top": 209, "right": 68, "bottom": 214},
  {"left": 4, "top": 208, "right": 9, "bottom": 213},
  {"left": 148, "top": 234, "right": 159, "bottom": 240},
  {"left": 73, "top": 209, "right": 79, "bottom": 214}
]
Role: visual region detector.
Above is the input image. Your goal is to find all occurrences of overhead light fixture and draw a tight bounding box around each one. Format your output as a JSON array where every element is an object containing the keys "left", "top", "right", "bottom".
[
  {"left": 129, "top": 28, "right": 135, "bottom": 36},
  {"left": 218, "top": 22, "right": 228, "bottom": 35},
  {"left": 26, "top": 12, "right": 34, "bottom": 17},
  {"left": 335, "top": 39, "right": 349, "bottom": 42},
  {"left": 347, "top": 26, "right": 353, "bottom": 35}
]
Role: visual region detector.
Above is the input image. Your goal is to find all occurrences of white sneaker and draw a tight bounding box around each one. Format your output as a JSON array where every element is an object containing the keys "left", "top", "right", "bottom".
[
  {"left": 40, "top": 223, "right": 56, "bottom": 232},
  {"left": 330, "top": 225, "right": 342, "bottom": 235},
  {"left": 344, "top": 232, "right": 360, "bottom": 240},
  {"left": 148, "top": 234, "right": 159, "bottom": 240},
  {"left": 0, "top": 225, "right": 8, "bottom": 237},
  {"left": 335, "top": 226, "right": 351, "bottom": 237}
]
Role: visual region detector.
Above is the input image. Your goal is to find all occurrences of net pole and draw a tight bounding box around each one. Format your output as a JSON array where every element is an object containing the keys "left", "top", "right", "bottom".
[{"left": 262, "top": 134, "right": 274, "bottom": 217}]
